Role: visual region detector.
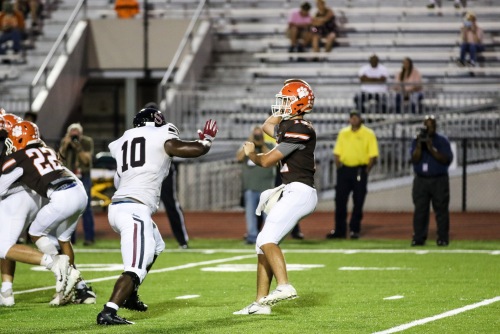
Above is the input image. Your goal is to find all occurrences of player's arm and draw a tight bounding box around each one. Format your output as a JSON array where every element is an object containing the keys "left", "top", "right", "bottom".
[
  {"left": 0, "top": 166, "right": 23, "bottom": 195},
  {"left": 262, "top": 115, "right": 281, "bottom": 137},
  {"left": 243, "top": 142, "right": 283, "bottom": 168},
  {"left": 165, "top": 139, "right": 211, "bottom": 158},
  {"left": 164, "top": 119, "right": 218, "bottom": 158}
]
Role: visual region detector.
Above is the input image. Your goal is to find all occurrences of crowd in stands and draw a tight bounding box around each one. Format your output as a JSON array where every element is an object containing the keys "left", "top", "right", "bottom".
[
  {"left": 0, "top": 0, "right": 45, "bottom": 59},
  {"left": 283, "top": 1, "right": 487, "bottom": 114}
]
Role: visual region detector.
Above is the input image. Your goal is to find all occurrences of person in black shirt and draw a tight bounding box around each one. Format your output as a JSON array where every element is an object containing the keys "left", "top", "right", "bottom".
[{"left": 410, "top": 115, "right": 453, "bottom": 246}]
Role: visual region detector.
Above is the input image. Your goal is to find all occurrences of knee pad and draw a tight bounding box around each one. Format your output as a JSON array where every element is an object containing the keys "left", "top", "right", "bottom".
[{"left": 122, "top": 271, "right": 141, "bottom": 289}]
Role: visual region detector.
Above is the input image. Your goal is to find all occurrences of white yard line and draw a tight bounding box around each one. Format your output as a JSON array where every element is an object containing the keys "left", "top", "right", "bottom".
[
  {"left": 75, "top": 248, "right": 500, "bottom": 255},
  {"left": 372, "top": 296, "right": 500, "bottom": 334},
  {"left": 14, "top": 254, "right": 255, "bottom": 295}
]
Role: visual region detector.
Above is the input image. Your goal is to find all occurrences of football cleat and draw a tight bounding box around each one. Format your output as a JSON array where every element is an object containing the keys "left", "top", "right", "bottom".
[
  {"left": 50, "top": 255, "right": 70, "bottom": 293},
  {"left": 233, "top": 302, "right": 271, "bottom": 315},
  {"left": 74, "top": 285, "right": 96, "bottom": 304},
  {"left": 122, "top": 291, "right": 148, "bottom": 312},
  {"left": 64, "top": 267, "right": 81, "bottom": 297},
  {"left": 0, "top": 288, "right": 15, "bottom": 307},
  {"left": 259, "top": 284, "right": 298, "bottom": 306},
  {"left": 97, "top": 310, "right": 134, "bottom": 325}
]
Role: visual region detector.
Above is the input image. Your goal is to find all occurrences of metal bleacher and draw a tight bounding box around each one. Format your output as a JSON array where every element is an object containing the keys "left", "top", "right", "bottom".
[{"left": 0, "top": 0, "right": 497, "bottom": 210}]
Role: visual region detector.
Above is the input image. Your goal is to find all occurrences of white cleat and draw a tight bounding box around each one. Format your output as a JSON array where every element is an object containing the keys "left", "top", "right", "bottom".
[
  {"left": 63, "top": 267, "right": 81, "bottom": 299},
  {"left": 49, "top": 292, "right": 62, "bottom": 306},
  {"left": 0, "top": 288, "right": 15, "bottom": 307},
  {"left": 233, "top": 302, "right": 271, "bottom": 315},
  {"left": 50, "top": 255, "right": 70, "bottom": 293},
  {"left": 258, "top": 284, "right": 298, "bottom": 306}
]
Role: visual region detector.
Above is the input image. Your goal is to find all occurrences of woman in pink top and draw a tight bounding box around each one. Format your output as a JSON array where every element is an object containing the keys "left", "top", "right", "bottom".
[
  {"left": 458, "top": 12, "right": 484, "bottom": 67},
  {"left": 393, "top": 57, "right": 423, "bottom": 114},
  {"left": 287, "top": 2, "right": 313, "bottom": 53}
]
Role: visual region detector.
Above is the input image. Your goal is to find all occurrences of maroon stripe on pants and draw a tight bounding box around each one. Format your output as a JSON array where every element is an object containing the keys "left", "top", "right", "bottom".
[{"left": 131, "top": 223, "right": 138, "bottom": 267}]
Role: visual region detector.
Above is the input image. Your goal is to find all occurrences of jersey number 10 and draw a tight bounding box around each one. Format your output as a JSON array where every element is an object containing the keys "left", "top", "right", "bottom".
[{"left": 121, "top": 137, "right": 146, "bottom": 172}]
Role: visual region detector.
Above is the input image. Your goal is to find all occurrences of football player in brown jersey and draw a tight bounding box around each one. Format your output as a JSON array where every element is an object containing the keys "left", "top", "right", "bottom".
[{"left": 234, "top": 79, "right": 318, "bottom": 315}]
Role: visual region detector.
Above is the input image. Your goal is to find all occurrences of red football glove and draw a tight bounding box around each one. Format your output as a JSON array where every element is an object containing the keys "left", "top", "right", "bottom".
[{"left": 197, "top": 119, "right": 218, "bottom": 142}]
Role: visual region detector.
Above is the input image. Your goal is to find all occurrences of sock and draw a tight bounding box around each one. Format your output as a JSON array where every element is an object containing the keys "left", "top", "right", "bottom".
[
  {"left": 1, "top": 282, "right": 13, "bottom": 292},
  {"left": 40, "top": 254, "right": 55, "bottom": 269},
  {"left": 35, "top": 236, "right": 59, "bottom": 256},
  {"left": 105, "top": 302, "right": 119, "bottom": 311},
  {"left": 76, "top": 280, "right": 87, "bottom": 290}
]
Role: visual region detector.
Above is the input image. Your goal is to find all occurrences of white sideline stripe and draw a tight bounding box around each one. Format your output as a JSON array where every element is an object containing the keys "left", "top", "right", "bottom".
[
  {"left": 372, "top": 296, "right": 500, "bottom": 334},
  {"left": 74, "top": 248, "right": 500, "bottom": 255},
  {"left": 14, "top": 254, "right": 254, "bottom": 295}
]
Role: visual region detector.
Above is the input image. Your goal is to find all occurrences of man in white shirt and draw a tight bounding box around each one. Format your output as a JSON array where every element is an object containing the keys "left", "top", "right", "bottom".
[{"left": 354, "top": 54, "right": 389, "bottom": 114}]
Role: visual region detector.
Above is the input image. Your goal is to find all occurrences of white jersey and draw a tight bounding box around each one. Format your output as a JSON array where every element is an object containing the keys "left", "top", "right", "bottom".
[{"left": 108, "top": 123, "right": 180, "bottom": 213}]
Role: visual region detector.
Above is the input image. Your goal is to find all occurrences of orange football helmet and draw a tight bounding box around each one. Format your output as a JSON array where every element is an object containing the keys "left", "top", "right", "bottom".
[
  {"left": 271, "top": 79, "right": 315, "bottom": 120},
  {"left": 2, "top": 113, "right": 23, "bottom": 131},
  {"left": 6, "top": 121, "right": 41, "bottom": 154}
]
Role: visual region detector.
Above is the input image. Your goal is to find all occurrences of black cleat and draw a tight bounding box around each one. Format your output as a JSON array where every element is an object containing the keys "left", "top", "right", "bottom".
[
  {"left": 123, "top": 292, "right": 148, "bottom": 312},
  {"left": 326, "top": 230, "right": 346, "bottom": 239},
  {"left": 74, "top": 285, "right": 96, "bottom": 304},
  {"left": 97, "top": 310, "right": 134, "bottom": 325},
  {"left": 350, "top": 231, "right": 360, "bottom": 239},
  {"left": 436, "top": 240, "right": 449, "bottom": 247},
  {"left": 411, "top": 240, "right": 425, "bottom": 246}
]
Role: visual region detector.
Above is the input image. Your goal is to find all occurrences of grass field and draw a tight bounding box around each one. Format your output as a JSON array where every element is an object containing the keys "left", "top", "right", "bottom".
[{"left": 0, "top": 239, "right": 499, "bottom": 333}]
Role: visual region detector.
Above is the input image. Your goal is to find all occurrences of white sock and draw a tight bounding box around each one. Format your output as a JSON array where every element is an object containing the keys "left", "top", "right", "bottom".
[
  {"left": 1, "top": 282, "right": 13, "bottom": 292},
  {"left": 40, "top": 254, "right": 55, "bottom": 269},
  {"left": 106, "top": 302, "right": 119, "bottom": 311},
  {"left": 76, "top": 280, "right": 87, "bottom": 290},
  {"left": 35, "top": 236, "right": 59, "bottom": 256}
]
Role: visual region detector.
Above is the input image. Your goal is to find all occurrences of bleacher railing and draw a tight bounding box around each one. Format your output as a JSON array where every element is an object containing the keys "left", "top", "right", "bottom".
[
  {"left": 162, "top": 83, "right": 499, "bottom": 139},
  {"left": 176, "top": 137, "right": 500, "bottom": 211},
  {"left": 28, "top": 0, "right": 88, "bottom": 112}
]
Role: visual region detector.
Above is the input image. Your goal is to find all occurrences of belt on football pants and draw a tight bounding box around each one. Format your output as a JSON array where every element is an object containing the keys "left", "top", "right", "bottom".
[
  {"left": 111, "top": 198, "right": 143, "bottom": 205},
  {"left": 52, "top": 182, "right": 77, "bottom": 192}
]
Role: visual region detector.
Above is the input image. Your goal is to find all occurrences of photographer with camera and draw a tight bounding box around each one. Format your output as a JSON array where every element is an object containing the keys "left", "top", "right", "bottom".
[
  {"left": 456, "top": 11, "right": 484, "bottom": 68},
  {"left": 410, "top": 115, "right": 453, "bottom": 247},
  {"left": 59, "top": 123, "right": 95, "bottom": 246},
  {"left": 236, "top": 126, "right": 276, "bottom": 245}
]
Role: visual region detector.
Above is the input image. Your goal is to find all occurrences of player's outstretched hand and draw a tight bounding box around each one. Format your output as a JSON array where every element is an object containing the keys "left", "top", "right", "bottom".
[{"left": 197, "top": 119, "right": 218, "bottom": 142}]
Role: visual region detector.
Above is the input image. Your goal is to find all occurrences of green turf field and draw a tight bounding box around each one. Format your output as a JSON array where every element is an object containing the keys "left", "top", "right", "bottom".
[{"left": 0, "top": 239, "right": 499, "bottom": 333}]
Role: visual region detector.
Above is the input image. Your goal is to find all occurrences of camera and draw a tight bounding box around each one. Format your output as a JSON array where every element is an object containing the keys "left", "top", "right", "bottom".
[
  {"left": 71, "top": 135, "right": 79, "bottom": 143},
  {"left": 417, "top": 127, "right": 429, "bottom": 143}
]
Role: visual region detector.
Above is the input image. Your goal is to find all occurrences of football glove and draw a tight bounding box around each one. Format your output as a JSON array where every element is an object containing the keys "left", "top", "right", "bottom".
[{"left": 197, "top": 119, "right": 218, "bottom": 142}]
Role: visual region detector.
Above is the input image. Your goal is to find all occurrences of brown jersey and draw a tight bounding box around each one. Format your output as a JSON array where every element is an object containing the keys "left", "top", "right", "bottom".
[
  {"left": 1, "top": 143, "right": 76, "bottom": 198},
  {"left": 276, "top": 119, "right": 316, "bottom": 187}
]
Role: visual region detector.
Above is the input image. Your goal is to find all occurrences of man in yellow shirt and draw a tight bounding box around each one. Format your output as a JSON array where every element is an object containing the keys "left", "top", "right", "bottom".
[{"left": 326, "top": 110, "right": 379, "bottom": 239}]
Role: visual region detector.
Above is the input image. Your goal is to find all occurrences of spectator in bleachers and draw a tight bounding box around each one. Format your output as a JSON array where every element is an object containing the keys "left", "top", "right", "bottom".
[
  {"left": 286, "top": 2, "right": 312, "bottom": 54},
  {"left": 310, "top": 0, "right": 337, "bottom": 60},
  {"left": 0, "top": 2, "right": 24, "bottom": 55},
  {"left": 426, "top": 0, "right": 466, "bottom": 9},
  {"left": 392, "top": 57, "right": 423, "bottom": 114},
  {"left": 15, "top": 0, "right": 41, "bottom": 28},
  {"left": 354, "top": 54, "right": 389, "bottom": 114},
  {"left": 114, "top": 0, "right": 140, "bottom": 19},
  {"left": 457, "top": 11, "right": 484, "bottom": 67}
]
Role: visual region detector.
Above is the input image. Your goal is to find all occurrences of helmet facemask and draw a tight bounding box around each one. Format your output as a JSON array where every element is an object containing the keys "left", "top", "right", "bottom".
[{"left": 271, "top": 94, "right": 295, "bottom": 120}]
